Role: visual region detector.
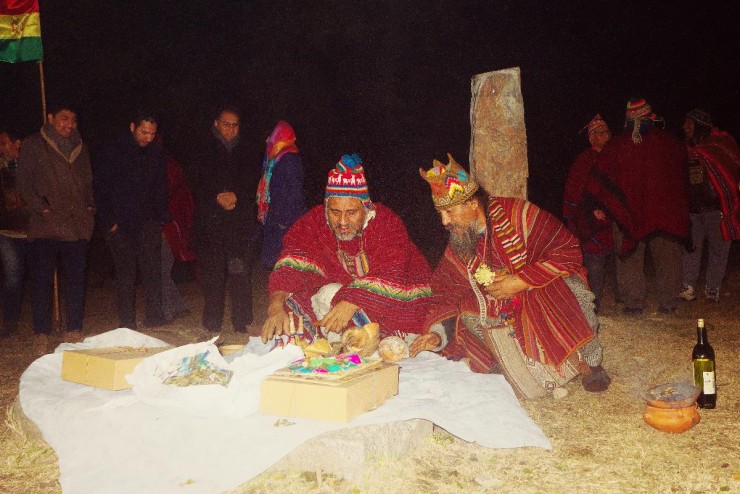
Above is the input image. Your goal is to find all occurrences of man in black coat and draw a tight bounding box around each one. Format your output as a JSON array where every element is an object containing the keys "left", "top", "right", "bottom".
[
  {"left": 190, "top": 106, "right": 261, "bottom": 333},
  {"left": 94, "top": 111, "right": 169, "bottom": 329}
]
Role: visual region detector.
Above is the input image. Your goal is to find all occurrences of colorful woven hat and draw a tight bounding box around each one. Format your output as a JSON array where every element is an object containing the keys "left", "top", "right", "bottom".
[
  {"left": 419, "top": 153, "right": 479, "bottom": 209},
  {"left": 625, "top": 98, "right": 653, "bottom": 121},
  {"left": 325, "top": 153, "right": 372, "bottom": 209},
  {"left": 580, "top": 114, "right": 609, "bottom": 136},
  {"left": 687, "top": 109, "right": 713, "bottom": 128},
  {"left": 625, "top": 98, "right": 656, "bottom": 144}
]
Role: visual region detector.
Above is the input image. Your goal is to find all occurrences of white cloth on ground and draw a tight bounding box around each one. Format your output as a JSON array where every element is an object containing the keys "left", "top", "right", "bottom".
[{"left": 19, "top": 328, "right": 551, "bottom": 494}]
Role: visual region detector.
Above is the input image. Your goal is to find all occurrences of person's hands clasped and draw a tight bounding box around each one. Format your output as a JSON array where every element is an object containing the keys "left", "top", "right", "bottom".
[
  {"left": 216, "top": 191, "right": 237, "bottom": 211},
  {"left": 409, "top": 332, "right": 441, "bottom": 358},
  {"left": 317, "top": 300, "right": 359, "bottom": 333},
  {"left": 484, "top": 273, "right": 528, "bottom": 300}
]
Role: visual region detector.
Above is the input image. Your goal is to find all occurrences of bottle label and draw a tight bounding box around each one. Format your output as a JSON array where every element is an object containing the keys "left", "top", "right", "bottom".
[
  {"left": 703, "top": 371, "right": 716, "bottom": 394},
  {"left": 693, "top": 358, "right": 716, "bottom": 395}
]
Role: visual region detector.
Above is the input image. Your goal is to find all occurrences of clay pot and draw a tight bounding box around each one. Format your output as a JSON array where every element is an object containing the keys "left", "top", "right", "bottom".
[{"left": 643, "top": 403, "right": 700, "bottom": 433}]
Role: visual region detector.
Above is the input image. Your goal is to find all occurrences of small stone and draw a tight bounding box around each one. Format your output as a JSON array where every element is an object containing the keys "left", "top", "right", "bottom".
[{"left": 553, "top": 387, "right": 568, "bottom": 400}]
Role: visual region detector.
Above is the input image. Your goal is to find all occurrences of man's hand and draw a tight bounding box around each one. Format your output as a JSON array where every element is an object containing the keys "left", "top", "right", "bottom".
[
  {"left": 484, "top": 273, "right": 528, "bottom": 299},
  {"left": 216, "top": 191, "right": 237, "bottom": 211},
  {"left": 593, "top": 209, "right": 606, "bottom": 221},
  {"left": 409, "top": 332, "right": 441, "bottom": 358},
  {"left": 317, "top": 300, "right": 359, "bottom": 334},
  {"left": 109, "top": 224, "right": 119, "bottom": 233},
  {"left": 261, "top": 291, "right": 291, "bottom": 343}
]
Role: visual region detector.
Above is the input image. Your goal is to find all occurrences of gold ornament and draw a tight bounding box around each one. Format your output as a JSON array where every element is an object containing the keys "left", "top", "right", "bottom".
[{"left": 474, "top": 263, "right": 495, "bottom": 286}]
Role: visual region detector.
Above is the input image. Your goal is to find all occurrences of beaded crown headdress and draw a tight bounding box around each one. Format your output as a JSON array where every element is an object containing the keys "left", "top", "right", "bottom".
[{"left": 419, "top": 153, "right": 480, "bottom": 209}]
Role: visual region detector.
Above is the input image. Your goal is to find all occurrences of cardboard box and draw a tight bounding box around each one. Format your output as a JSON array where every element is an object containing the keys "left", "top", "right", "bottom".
[
  {"left": 260, "top": 363, "right": 399, "bottom": 423},
  {"left": 61, "top": 347, "right": 170, "bottom": 390}
]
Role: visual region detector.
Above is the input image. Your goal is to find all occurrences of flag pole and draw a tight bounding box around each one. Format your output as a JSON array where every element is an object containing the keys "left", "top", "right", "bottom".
[{"left": 38, "top": 59, "right": 62, "bottom": 331}]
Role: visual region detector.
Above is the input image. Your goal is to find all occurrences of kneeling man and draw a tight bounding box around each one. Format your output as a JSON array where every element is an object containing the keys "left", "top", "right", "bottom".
[
  {"left": 261, "top": 154, "right": 434, "bottom": 343},
  {"left": 411, "top": 155, "right": 610, "bottom": 394}
]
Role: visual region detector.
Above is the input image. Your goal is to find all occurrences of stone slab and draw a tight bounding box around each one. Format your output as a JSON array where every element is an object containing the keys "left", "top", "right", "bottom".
[
  {"left": 268, "top": 419, "right": 434, "bottom": 483},
  {"left": 469, "top": 66, "right": 529, "bottom": 199}
]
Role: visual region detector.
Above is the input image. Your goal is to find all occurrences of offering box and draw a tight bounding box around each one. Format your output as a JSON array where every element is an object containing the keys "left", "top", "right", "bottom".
[
  {"left": 61, "top": 346, "right": 169, "bottom": 390},
  {"left": 260, "top": 362, "right": 399, "bottom": 423}
]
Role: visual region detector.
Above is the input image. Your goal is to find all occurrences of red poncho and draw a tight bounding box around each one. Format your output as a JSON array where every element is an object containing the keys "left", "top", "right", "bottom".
[
  {"left": 692, "top": 129, "right": 740, "bottom": 240},
  {"left": 563, "top": 147, "right": 613, "bottom": 255},
  {"left": 423, "top": 197, "right": 595, "bottom": 369},
  {"left": 587, "top": 128, "right": 689, "bottom": 252},
  {"left": 268, "top": 203, "right": 433, "bottom": 337}
]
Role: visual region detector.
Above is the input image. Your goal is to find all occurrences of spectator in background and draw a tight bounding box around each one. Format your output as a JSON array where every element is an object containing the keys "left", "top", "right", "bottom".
[
  {"left": 94, "top": 111, "right": 169, "bottom": 329},
  {"left": 679, "top": 109, "right": 740, "bottom": 303},
  {"left": 563, "top": 115, "right": 614, "bottom": 311},
  {"left": 256, "top": 120, "right": 306, "bottom": 268},
  {"left": 160, "top": 141, "right": 194, "bottom": 322},
  {"left": 587, "top": 98, "right": 689, "bottom": 315},
  {"left": 190, "top": 106, "right": 261, "bottom": 333},
  {"left": 0, "top": 128, "right": 29, "bottom": 338},
  {"left": 17, "top": 103, "right": 96, "bottom": 354}
]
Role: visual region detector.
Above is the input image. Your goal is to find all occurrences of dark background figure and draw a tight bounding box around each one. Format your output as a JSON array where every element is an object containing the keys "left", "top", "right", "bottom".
[
  {"left": 188, "top": 106, "right": 261, "bottom": 333},
  {"left": 0, "top": 128, "right": 29, "bottom": 338},
  {"left": 16, "top": 103, "right": 96, "bottom": 354},
  {"left": 679, "top": 109, "right": 740, "bottom": 303},
  {"left": 256, "top": 120, "right": 306, "bottom": 268},
  {"left": 93, "top": 111, "right": 169, "bottom": 329},
  {"left": 587, "top": 98, "right": 689, "bottom": 315},
  {"left": 562, "top": 115, "right": 614, "bottom": 312},
  {"left": 160, "top": 144, "right": 194, "bottom": 321}
]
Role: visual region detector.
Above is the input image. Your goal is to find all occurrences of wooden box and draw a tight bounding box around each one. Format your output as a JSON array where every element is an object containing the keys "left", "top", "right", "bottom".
[
  {"left": 61, "top": 346, "right": 169, "bottom": 390},
  {"left": 260, "top": 362, "right": 399, "bottom": 423}
]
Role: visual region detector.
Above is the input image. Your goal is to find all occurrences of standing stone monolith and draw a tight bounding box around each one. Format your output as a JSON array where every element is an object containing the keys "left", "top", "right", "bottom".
[{"left": 469, "top": 67, "right": 528, "bottom": 199}]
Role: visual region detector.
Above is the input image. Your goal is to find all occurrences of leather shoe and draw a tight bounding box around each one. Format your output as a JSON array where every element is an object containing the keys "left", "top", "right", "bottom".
[{"left": 582, "top": 365, "right": 612, "bottom": 392}]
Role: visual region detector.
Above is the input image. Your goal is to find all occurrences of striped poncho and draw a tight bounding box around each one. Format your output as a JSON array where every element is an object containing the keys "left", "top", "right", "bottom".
[
  {"left": 268, "top": 203, "right": 433, "bottom": 337},
  {"left": 423, "top": 197, "right": 595, "bottom": 369}
]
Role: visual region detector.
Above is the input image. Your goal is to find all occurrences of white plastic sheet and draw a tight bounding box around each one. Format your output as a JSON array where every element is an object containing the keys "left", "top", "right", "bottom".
[{"left": 19, "top": 329, "right": 551, "bottom": 494}]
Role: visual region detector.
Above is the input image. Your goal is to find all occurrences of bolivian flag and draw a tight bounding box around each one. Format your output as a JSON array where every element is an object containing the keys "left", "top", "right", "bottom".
[{"left": 0, "top": 0, "right": 43, "bottom": 63}]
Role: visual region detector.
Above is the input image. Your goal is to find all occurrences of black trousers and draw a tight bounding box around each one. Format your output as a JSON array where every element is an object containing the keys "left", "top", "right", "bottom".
[
  {"left": 197, "top": 241, "right": 254, "bottom": 332},
  {"left": 106, "top": 220, "right": 163, "bottom": 328}
]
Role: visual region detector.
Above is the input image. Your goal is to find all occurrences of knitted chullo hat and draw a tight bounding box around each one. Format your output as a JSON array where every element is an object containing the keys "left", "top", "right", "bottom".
[
  {"left": 625, "top": 98, "right": 656, "bottom": 144},
  {"left": 325, "top": 153, "right": 372, "bottom": 209},
  {"left": 419, "top": 153, "right": 480, "bottom": 209},
  {"left": 582, "top": 114, "right": 609, "bottom": 136},
  {"left": 687, "top": 109, "right": 713, "bottom": 128}
]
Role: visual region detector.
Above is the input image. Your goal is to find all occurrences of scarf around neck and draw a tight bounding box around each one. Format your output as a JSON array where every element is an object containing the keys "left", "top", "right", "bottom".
[{"left": 257, "top": 121, "right": 298, "bottom": 223}]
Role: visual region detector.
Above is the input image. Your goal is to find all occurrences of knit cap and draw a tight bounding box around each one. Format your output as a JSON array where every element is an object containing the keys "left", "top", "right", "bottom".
[
  {"left": 325, "top": 153, "right": 372, "bottom": 209},
  {"left": 686, "top": 109, "right": 713, "bottom": 128},
  {"left": 625, "top": 98, "right": 655, "bottom": 144}
]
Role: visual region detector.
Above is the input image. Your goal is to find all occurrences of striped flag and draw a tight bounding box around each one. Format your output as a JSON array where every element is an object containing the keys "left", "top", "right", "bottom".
[{"left": 0, "top": 0, "right": 44, "bottom": 63}]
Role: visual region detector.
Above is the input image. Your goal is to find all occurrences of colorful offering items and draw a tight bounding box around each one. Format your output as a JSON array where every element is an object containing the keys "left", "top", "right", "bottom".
[
  {"left": 272, "top": 310, "right": 315, "bottom": 350},
  {"left": 288, "top": 353, "right": 364, "bottom": 374},
  {"left": 162, "top": 351, "right": 233, "bottom": 387}
]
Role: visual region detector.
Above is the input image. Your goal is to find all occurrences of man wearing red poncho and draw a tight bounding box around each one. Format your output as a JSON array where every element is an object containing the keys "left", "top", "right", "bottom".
[
  {"left": 410, "top": 154, "right": 610, "bottom": 395},
  {"left": 587, "top": 98, "right": 689, "bottom": 315},
  {"left": 261, "top": 153, "right": 434, "bottom": 344}
]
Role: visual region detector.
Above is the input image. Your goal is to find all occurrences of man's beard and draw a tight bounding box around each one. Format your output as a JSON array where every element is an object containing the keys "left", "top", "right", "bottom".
[{"left": 447, "top": 222, "right": 485, "bottom": 261}]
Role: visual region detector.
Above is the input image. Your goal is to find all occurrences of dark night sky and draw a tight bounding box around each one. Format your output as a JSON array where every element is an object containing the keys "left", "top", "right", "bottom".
[{"left": 2, "top": 1, "right": 739, "bottom": 260}]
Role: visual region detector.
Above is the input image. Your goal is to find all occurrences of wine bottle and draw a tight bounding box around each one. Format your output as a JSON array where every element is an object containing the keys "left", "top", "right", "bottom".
[{"left": 692, "top": 318, "right": 716, "bottom": 409}]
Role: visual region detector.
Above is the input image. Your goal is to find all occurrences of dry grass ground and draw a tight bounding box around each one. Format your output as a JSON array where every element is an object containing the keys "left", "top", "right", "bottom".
[{"left": 1, "top": 264, "right": 739, "bottom": 493}]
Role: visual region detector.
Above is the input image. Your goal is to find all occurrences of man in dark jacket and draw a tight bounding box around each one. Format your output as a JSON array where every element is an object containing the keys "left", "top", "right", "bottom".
[
  {"left": 94, "top": 111, "right": 169, "bottom": 329},
  {"left": 190, "top": 106, "right": 260, "bottom": 333},
  {"left": 17, "top": 103, "right": 96, "bottom": 354}
]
